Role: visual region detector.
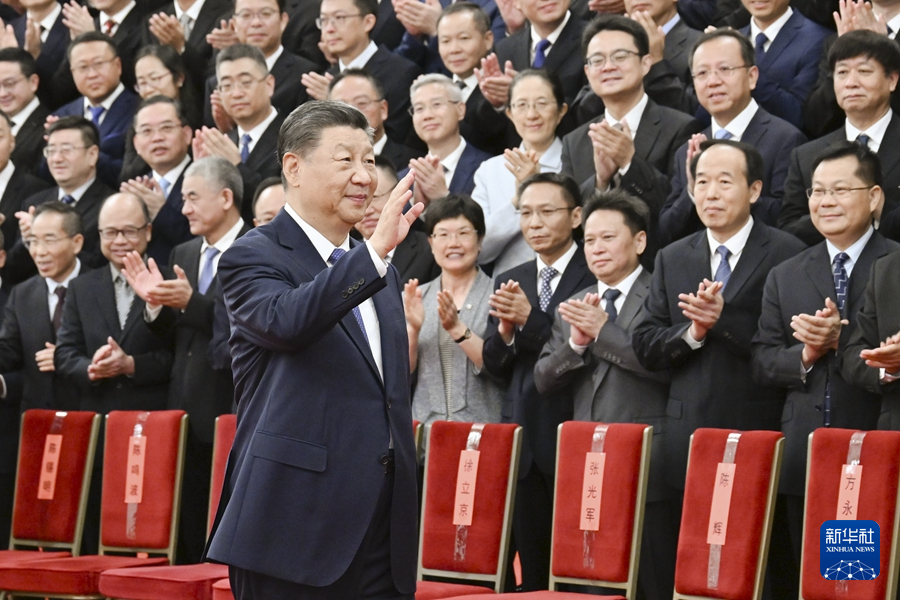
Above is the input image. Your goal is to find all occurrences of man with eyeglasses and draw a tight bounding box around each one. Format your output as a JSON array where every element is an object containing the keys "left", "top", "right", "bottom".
[
  {"left": 203, "top": 0, "right": 318, "bottom": 133},
  {"left": 120, "top": 95, "right": 194, "bottom": 266},
  {"left": 328, "top": 68, "right": 418, "bottom": 170},
  {"left": 193, "top": 44, "right": 283, "bottom": 225},
  {"left": 659, "top": 28, "right": 807, "bottom": 245},
  {"left": 561, "top": 15, "right": 701, "bottom": 267},
  {"left": 0, "top": 48, "right": 50, "bottom": 176},
  {"left": 781, "top": 30, "right": 900, "bottom": 246},
  {"left": 752, "top": 142, "right": 894, "bottom": 599},
  {"left": 7, "top": 116, "right": 112, "bottom": 285},
  {"left": 52, "top": 31, "right": 139, "bottom": 188},
  {"left": 302, "top": 0, "right": 421, "bottom": 143}
]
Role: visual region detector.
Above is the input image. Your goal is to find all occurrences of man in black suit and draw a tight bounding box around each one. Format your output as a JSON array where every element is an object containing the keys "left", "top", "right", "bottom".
[
  {"left": 282, "top": 0, "right": 328, "bottom": 67},
  {"left": 8, "top": 0, "right": 74, "bottom": 110},
  {"left": 561, "top": 16, "right": 703, "bottom": 265},
  {"left": 194, "top": 44, "right": 283, "bottom": 225},
  {"left": 251, "top": 175, "right": 285, "bottom": 226},
  {"left": 203, "top": 0, "right": 318, "bottom": 131},
  {"left": 632, "top": 140, "right": 806, "bottom": 493},
  {"left": 0, "top": 110, "right": 49, "bottom": 262},
  {"left": 781, "top": 31, "right": 900, "bottom": 246},
  {"left": 534, "top": 190, "right": 675, "bottom": 600},
  {"left": 0, "top": 49, "right": 50, "bottom": 175},
  {"left": 659, "top": 29, "right": 807, "bottom": 245},
  {"left": 120, "top": 96, "right": 194, "bottom": 266},
  {"left": 482, "top": 173, "right": 593, "bottom": 591},
  {"left": 328, "top": 69, "right": 419, "bottom": 171},
  {"left": 752, "top": 143, "right": 892, "bottom": 599},
  {"left": 8, "top": 117, "right": 112, "bottom": 284},
  {"left": 301, "top": 0, "right": 422, "bottom": 143}
]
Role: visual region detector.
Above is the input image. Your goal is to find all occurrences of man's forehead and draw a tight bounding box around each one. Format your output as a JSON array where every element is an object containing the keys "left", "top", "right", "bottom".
[
  {"left": 72, "top": 42, "right": 114, "bottom": 61},
  {"left": 138, "top": 104, "right": 178, "bottom": 124},
  {"left": 218, "top": 60, "right": 264, "bottom": 78}
]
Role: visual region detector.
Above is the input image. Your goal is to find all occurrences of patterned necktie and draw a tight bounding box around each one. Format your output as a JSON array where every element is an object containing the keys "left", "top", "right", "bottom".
[
  {"left": 158, "top": 177, "right": 171, "bottom": 198},
  {"left": 755, "top": 32, "right": 768, "bottom": 60},
  {"left": 714, "top": 129, "right": 733, "bottom": 140},
  {"left": 533, "top": 39, "right": 551, "bottom": 68},
  {"left": 833, "top": 252, "right": 849, "bottom": 317},
  {"left": 114, "top": 274, "right": 133, "bottom": 330},
  {"left": 240, "top": 133, "right": 252, "bottom": 163},
  {"left": 714, "top": 245, "right": 732, "bottom": 288},
  {"left": 88, "top": 106, "right": 105, "bottom": 125},
  {"left": 603, "top": 288, "right": 622, "bottom": 323},
  {"left": 329, "top": 248, "right": 368, "bottom": 343},
  {"left": 52, "top": 286, "right": 66, "bottom": 334},
  {"left": 198, "top": 246, "right": 220, "bottom": 294},
  {"left": 179, "top": 13, "right": 193, "bottom": 39},
  {"left": 538, "top": 266, "right": 558, "bottom": 312},
  {"left": 103, "top": 19, "right": 116, "bottom": 35},
  {"left": 61, "top": 194, "right": 75, "bottom": 205},
  {"left": 856, "top": 133, "right": 871, "bottom": 149}
]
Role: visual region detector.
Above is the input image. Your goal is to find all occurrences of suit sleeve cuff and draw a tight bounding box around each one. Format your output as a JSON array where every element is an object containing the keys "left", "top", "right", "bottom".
[
  {"left": 144, "top": 304, "right": 163, "bottom": 322},
  {"left": 682, "top": 327, "right": 705, "bottom": 349},
  {"left": 365, "top": 241, "right": 388, "bottom": 278},
  {"left": 881, "top": 368, "right": 900, "bottom": 383},
  {"left": 569, "top": 338, "right": 589, "bottom": 355}
]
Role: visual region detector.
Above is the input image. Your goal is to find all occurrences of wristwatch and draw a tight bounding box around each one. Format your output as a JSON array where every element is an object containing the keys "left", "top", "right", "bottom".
[{"left": 454, "top": 328, "right": 472, "bottom": 343}]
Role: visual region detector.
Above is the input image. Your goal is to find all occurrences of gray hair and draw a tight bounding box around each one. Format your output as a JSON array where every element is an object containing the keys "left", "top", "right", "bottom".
[
  {"left": 278, "top": 100, "right": 373, "bottom": 163},
  {"left": 409, "top": 73, "right": 462, "bottom": 103},
  {"left": 185, "top": 157, "right": 244, "bottom": 210}
]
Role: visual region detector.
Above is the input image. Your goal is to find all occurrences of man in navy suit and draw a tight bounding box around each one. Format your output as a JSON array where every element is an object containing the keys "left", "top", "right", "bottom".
[
  {"left": 205, "top": 101, "right": 422, "bottom": 599},
  {"left": 738, "top": 0, "right": 829, "bottom": 129},
  {"left": 53, "top": 32, "right": 139, "bottom": 188},
  {"left": 659, "top": 29, "right": 807, "bottom": 245},
  {"left": 9, "top": 0, "right": 74, "bottom": 110}
]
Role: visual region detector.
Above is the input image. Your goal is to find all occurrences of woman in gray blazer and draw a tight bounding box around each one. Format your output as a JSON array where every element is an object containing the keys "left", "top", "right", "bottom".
[{"left": 404, "top": 195, "right": 503, "bottom": 425}]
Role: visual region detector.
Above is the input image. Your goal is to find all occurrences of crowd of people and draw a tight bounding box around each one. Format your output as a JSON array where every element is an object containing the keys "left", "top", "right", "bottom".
[{"left": 0, "top": 0, "right": 896, "bottom": 596}]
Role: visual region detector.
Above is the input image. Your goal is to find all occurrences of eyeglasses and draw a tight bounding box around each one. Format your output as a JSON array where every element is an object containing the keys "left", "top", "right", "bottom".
[
  {"left": 134, "top": 71, "right": 172, "bottom": 93},
  {"left": 315, "top": 13, "right": 363, "bottom": 28},
  {"left": 0, "top": 76, "right": 25, "bottom": 93},
  {"left": 519, "top": 207, "right": 572, "bottom": 221},
  {"left": 135, "top": 123, "right": 182, "bottom": 138},
  {"left": 691, "top": 65, "right": 750, "bottom": 82},
  {"left": 431, "top": 228, "right": 476, "bottom": 242},
  {"left": 71, "top": 58, "right": 116, "bottom": 76},
  {"left": 43, "top": 145, "right": 88, "bottom": 158},
  {"left": 24, "top": 235, "right": 71, "bottom": 250},
  {"left": 806, "top": 186, "right": 873, "bottom": 199},
  {"left": 234, "top": 8, "right": 280, "bottom": 23},
  {"left": 349, "top": 97, "right": 383, "bottom": 111},
  {"left": 217, "top": 75, "right": 265, "bottom": 94},
  {"left": 409, "top": 99, "right": 459, "bottom": 116},
  {"left": 585, "top": 50, "right": 641, "bottom": 70},
  {"left": 509, "top": 99, "right": 556, "bottom": 114},
  {"left": 99, "top": 225, "right": 149, "bottom": 241}
]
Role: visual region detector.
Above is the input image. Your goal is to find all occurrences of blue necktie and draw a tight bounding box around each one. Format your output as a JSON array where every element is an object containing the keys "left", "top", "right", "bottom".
[
  {"left": 603, "top": 288, "right": 621, "bottom": 323},
  {"left": 158, "top": 178, "right": 171, "bottom": 198},
  {"left": 198, "top": 246, "right": 220, "bottom": 294},
  {"left": 714, "top": 245, "right": 732, "bottom": 289},
  {"left": 240, "top": 134, "right": 251, "bottom": 163},
  {"left": 833, "top": 252, "right": 849, "bottom": 317},
  {"left": 714, "top": 129, "right": 733, "bottom": 140},
  {"left": 88, "top": 105, "right": 105, "bottom": 125},
  {"left": 755, "top": 32, "right": 768, "bottom": 61},
  {"left": 533, "top": 39, "right": 551, "bottom": 68},
  {"left": 329, "top": 248, "right": 368, "bottom": 343},
  {"left": 60, "top": 195, "right": 75, "bottom": 205},
  {"left": 538, "top": 266, "right": 557, "bottom": 312},
  {"left": 856, "top": 133, "right": 871, "bottom": 149}
]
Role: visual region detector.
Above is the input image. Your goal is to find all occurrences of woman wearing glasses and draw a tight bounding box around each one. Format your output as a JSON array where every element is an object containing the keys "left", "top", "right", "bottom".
[
  {"left": 404, "top": 195, "right": 503, "bottom": 425},
  {"left": 471, "top": 69, "right": 568, "bottom": 276}
]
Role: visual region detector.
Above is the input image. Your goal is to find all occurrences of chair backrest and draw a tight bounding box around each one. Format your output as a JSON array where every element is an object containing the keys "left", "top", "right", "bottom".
[
  {"left": 99, "top": 410, "right": 188, "bottom": 563},
  {"left": 10, "top": 410, "right": 100, "bottom": 554},
  {"left": 674, "top": 429, "right": 783, "bottom": 600},
  {"left": 547, "top": 421, "right": 652, "bottom": 599},
  {"left": 800, "top": 428, "right": 900, "bottom": 600},
  {"left": 208, "top": 414, "right": 237, "bottom": 535},
  {"left": 413, "top": 420, "right": 423, "bottom": 457},
  {"left": 418, "top": 421, "right": 522, "bottom": 593}
]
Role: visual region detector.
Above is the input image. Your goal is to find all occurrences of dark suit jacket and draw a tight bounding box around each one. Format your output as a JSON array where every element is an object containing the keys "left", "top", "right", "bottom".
[
  {"left": 780, "top": 117, "right": 900, "bottom": 246},
  {"left": 632, "top": 220, "right": 806, "bottom": 489},
  {"left": 205, "top": 211, "right": 417, "bottom": 592},
  {"left": 461, "top": 85, "right": 518, "bottom": 157},
  {"left": 399, "top": 142, "right": 491, "bottom": 197},
  {"left": 371, "top": 0, "right": 406, "bottom": 51},
  {"left": 10, "top": 103, "right": 50, "bottom": 175},
  {"left": 660, "top": 106, "right": 808, "bottom": 245},
  {"left": 0, "top": 284, "right": 18, "bottom": 476},
  {"left": 534, "top": 269, "right": 671, "bottom": 501},
  {"left": 13, "top": 7, "right": 73, "bottom": 110},
  {"left": 379, "top": 136, "right": 419, "bottom": 172},
  {"left": 53, "top": 90, "right": 141, "bottom": 188},
  {"left": 738, "top": 10, "right": 830, "bottom": 129},
  {"left": 54, "top": 264, "right": 174, "bottom": 414},
  {"left": 391, "top": 230, "right": 439, "bottom": 284},
  {"left": 228, "top": 113, "right": 285, "bottom": 225},
  {"left": 97, "top": 5, "right": 150, "bottom": 93},
  {"left": 842, "top": 251, "right": 900, "bottom": 430},
  {"left": 752, "top": 234, "right": 895, "bottom": 496},
  {"left": 140, "top": 167, "right": 195, "bottom": 266},
  {"left": 482, "top": 248, "right": 594, "bottom": 479},
  {"left": 283, "top": 0, "right": 328, "bottom": 69},
  {"left": 7, "top": 180, "right": 113, "bottom": 284},
  {"left": 0, "top": 168, "right": 50, "bottom": 255}
]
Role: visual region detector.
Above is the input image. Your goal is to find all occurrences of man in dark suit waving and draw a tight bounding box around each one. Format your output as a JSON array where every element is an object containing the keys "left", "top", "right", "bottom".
[{"left": 206, "top": 101, "right": 423, "bottom": 598}]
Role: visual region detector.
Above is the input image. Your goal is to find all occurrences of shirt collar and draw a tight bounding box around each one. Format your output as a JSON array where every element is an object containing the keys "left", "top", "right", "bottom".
[
  {"left": 597, "top": 264, "right": 643, "bottom": 298},
  {"left": 237, "top": 106, "right": 278, "bottom": 144},
  {"left": 152, "top": 153, "right": 190, "bottom": 183},
  {"left": 99, "top": 0, "right": 135, "bottom": 28},
  {"left": 530, "top": 10, "right": 570, "bottom": 55},
  {"left": 519, "top": 137, "right": 563, "bottom": 170},
  {"left": 845, "top": 108, "right": 892, "bottom": 152},
  {"left": 175, "top": 0, "right": 205, "bottom": 22},
  {"left": 372, "top": 134, "right": 388, "bottom": 155},
  {"left": 0, "top": 161, "right": 14, "bottom": 191},
  {"left": 10, "top": 97, "right": 40, "bottom": 133},
  {"left": 707, "top": 215, "right": 754, "bottom": 258},
  {"left": 661, "top": 12, "right": 680, "bottom": 34},
  {"left": 340, "top": 40, "right": 379, "bottom": 71},
  {"left": 265, "top": 45, "right": 284, "bottom": 71},
  {"left": 33, "top": 3, "right": 62, "bottom": 32},
  {"left": 453, "top": 72, "right": 478, "bottom": 102},
  {"left": 888, "top": 13, "right": 900, "bottom": 38},
  {"left": 535, "top": 239, "right": 577, "bottom": 276},
  {"left": 59, "top": 177, "right": 95, "bottom": 202},
  {"left": 825, "top": 225, "right": 874, "bottom": 277},
  {"left": 200, "top": 216, "right": 244, "bottom": 254},
  {"left": 604, "top": 93, "right": 649, "bottom": 139},
  {"left": 45, "top": 258, "right": 81, "bottom": 294},
  {"left": 86, "top": 82, "right": 125, "bottom": 112},
  {"left": 439, "top": 138, "right": 466, "bottom": 174},
  {"left": 711, "top": 98, "right": 759, "bottom": 140},
  {"left": 750, "top": 6, "right": 792, "bottom": 42},
  {"left": 284, "top": 202, "right": 350, "bottom": 262}
]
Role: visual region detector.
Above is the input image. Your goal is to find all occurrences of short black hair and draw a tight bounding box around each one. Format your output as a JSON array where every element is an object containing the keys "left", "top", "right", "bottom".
[
  {"left": 47, "top": 116, "right": 100, "bottom": 149},
  {"left": 134, "top": 95, "right": 189, "bottom": 128},
  {"left": 33, "top": 201, "right": 84, "bottom": 237},
  {"left": 437, "top": 2, "right": 491, "bottom": 35},
  {"left": 279, "top": 100, "right": 372, "bottom": 161},
  {"left": 252, "top": 176, "right": 283, "bottom": 216},
  {"left": 690, "top": 28, "right": 755, "bottom": 70},
  {"left": 517, "top": 172, "right": 582, "bottom": 208},
  {"left": 508, "top": 69, "right": 565, "bottom": 108},
  {"left": 216, "top": 43, "right": 268, "bottom": 75},
  {"left": 0, "top": 47, "right": 36, "bottom": 78},
  {"left": 236, "top": 0, "right": 286, "bottom": 11},
  {"left": 352, "top": 0, "right": 378, "bottom": 18},
  {"left": 582, "top": 14, "right": 649, "bottom": 59},
  {"left": 67, "top": 31, "right": 118, "bottom": 62},
  {"left": 425, "top": 194, "right": 486, "bottom": 238},
  {"left": 374, "top": 155, "right": 398, "bottom": 180},
  {"left": 811, "top": 141, "right": 883, "bottom": 188},
  {"left": 689, "top": 139, "right": 765, "bottom": 186},
  {"left": 582, "top": 189, "right": 649, "bottom": 235},
  {"left": 829, "top": 30, "right": 900, "bottom": 75},
  {"left": 328, "top": 67, "right": 385, "bottom": 100}
]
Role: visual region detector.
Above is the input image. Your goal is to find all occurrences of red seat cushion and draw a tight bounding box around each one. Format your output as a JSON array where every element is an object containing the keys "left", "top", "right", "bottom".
[
  {"left": 0, "top": 555, "right": 168, "bottom": 595},
  {"left": 0, "top": 550, "right": 71, "bottom": 564},
  {"left": 98, "top": 563, "right": 229, "bottom": 600},
  {"left": 212, "top": 577, "right": 233, "bottom": 600},
  {"left": 416, "top": 580, "right": 497, "bottom": 598}
]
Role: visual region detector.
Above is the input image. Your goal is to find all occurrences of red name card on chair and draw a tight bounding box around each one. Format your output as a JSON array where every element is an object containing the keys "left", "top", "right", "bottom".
[
  {"left": 125, "top": 436, "right": 146, "bottom": 504},
  {"left": 580, "top": 452, "right": 606, "bottom": 531},
  {"left": 453, "top": 450, "right": 480, "bottom": 526},
  {"left": 707, "top": 462, "right": 736, "bottom": 544},
  {"left": 37, "top": 434, "right": 63, "bottom": 500}
]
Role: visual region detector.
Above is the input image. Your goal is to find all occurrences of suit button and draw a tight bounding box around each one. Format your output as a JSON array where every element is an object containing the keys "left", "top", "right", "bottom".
[
  {"left": 380, "top": 455, "right": 390, "bottom": 465},
  {"left": 341, "top": 291, "right": 348, "bottom": 299},
  {"left": 353, "top": 282, "right": 360, "bottom": 290},
  {"left": 187, "top": 351, "right": 192, "bottom": 357},
  {"left": 386, "top": 400, "right": 392, "bottom": 409},
  {"left": 116, "top": 383, "right": 122, "bottom": 389},
  {"left": 358, "top": 278, "right": 365, "bottom": 285}
]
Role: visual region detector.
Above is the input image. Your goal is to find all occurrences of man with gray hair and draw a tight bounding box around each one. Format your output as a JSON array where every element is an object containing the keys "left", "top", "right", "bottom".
[
  {"left": 205, "top": 100, "right": 423, "bottom": 598},
  {"left": 122, "top": 156, "right": 249, "bottom": 563}
]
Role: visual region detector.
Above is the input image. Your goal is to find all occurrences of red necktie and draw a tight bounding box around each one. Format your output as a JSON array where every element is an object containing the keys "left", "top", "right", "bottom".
[{"left": 104, "top": 19, "right": 115, "bottom": 35}]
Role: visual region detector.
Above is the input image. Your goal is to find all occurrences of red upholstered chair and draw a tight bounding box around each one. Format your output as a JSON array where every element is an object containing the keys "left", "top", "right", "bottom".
[
  {"left": 212, "top": 576, "right": 232, "bottom": 600},
  {"left": 673, "top": 429, "right": 784, "bottom": 600},
  {"left": 97, "top": 414, "right": 238, "bottom": 600},
  {"left": 0, "top": 410, "right": 100, "bottom": 565},
  {"left": 415, "top": 421, "right": 522, "bottom": 599},
  {"left": 799, "top": 429, "right": 900, "bottom": 600},
  {"left": 0, "top": 410, "right": 188, "bottom": 598}
]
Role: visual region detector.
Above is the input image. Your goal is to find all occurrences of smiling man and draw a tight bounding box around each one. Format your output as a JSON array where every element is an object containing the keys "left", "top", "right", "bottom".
[{"left": 0, "top": 49, "right": 51, "bottom": 175}]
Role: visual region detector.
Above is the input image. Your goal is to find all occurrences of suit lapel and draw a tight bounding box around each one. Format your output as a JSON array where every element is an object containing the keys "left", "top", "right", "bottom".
[
  {"left": 633, "top": 102, "right": 663, "bottom": 162},
  {"left": 520, "top": 262, "right": 540, "bottom": 308},
  {"left": 759, "top": 11, "right": 800, "bottom": 68},
  {"left": 722, "top": 221, "right": 770, "bottom": 302},
  {"left": 390, "top": 233, "right": 417, "bottom": 276},
  {"left": 803, "top": 243, "right": 837, "bottom": 304},
  {"left": 96, "top": 269, "right": 124, "bottom": 336},
  {"left": 878, "top": 116, "right": 900, "bottom": 176},
  {"left": 616, "top": 268, "right": 651, "bottom": 331},
  {"left": 740, "top": 109, "right": 769, "bottom": 148},
  {"left": 449, "top": 145, "right": 473, "bottom": 192},
  {"left": 26, "top": 278, "right": 55, "bottom": 343},
  {"left": 247, "top": 118, "right": 280, "bottom": 169},
  {"left": 849, "top": 233, "right": 890, "bottom": 309},
  {"left": 549, "top": 247, "right": 588, "bottom": 306}
]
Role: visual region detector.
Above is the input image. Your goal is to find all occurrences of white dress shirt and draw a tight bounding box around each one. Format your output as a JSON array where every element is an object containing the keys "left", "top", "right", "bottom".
[
  {"left": 711, "top": 98, "right": 759, "bottom": 141},
  {"left": 33, "top": 3, "right": 62, "bottom": 43},
  {"left": 265, "top": 45, "right": 284, "bottom": 71},
  {"left": 570, "top": 264, "right": 643, "bottom": 354},
  {"left": 661, "top": 13, "right": 680, "bottom": 34},
  {"left": 83, "top": 83, "right": 125, "bottom": 126},
  {"left": 372, "top": 134, "right": 388, "bottom": 156},
  {"left": 0, "top": 162, "right": 14, "bottom": 196},
  {"left": 174, "top": 0, "right": 206, "bottom": 24},
  {"left": 453, "top": 73, "right": 478, "bottom": 104},
  {"left": 153, "top": 154, "right": 191, "bottom": 197},
  {"left": 340, "top": 40, "right": 379, "bottom": 71},
  {"left": 534, "top": 241, "right": 577, "bottom": 298},
  {"left": 59, "top": 177, "right": 96, "bottom": 205},
  {"left": 10, "top": 97, "right": 39, "bottom": 136},
  {"left": 237, "top": 107, "right": 278, "bottom": 156},
  {"left": 199, "top": 217, "right": 245, "bottom": 280},
  {"left": 846, "top": 108, "right": 892, "bottom": 153},
  {"left": 99, "top": 0, "right": 136, "bottom": 36},
  {"left": 46, "top": 259, "right": 82, "bottom": 320},
  {"left": 439, "top": 138, "right": 467, "bottom": 189},
  {"left": 529, "top": 11, "right": 570, "bottom": 65},
  {"left": 750, "top": 7, "right": 793, "bottom": 52}
]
